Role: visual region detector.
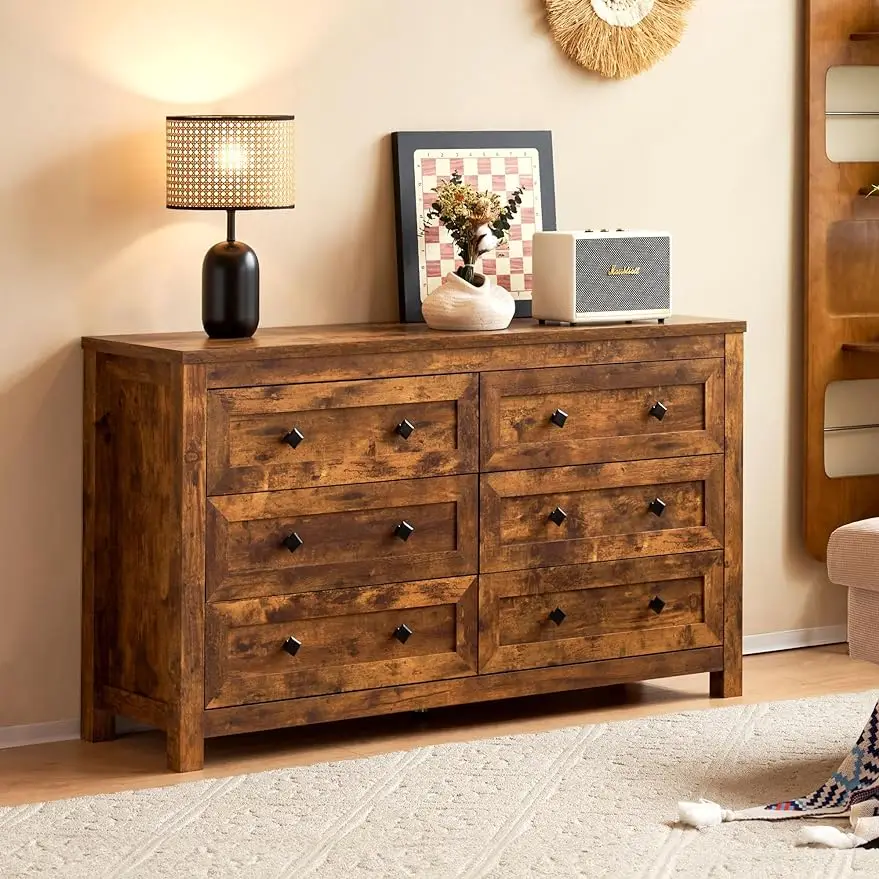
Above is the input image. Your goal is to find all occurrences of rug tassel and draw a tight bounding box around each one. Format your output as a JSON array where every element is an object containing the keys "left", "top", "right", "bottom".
[
  {"left": 678, "top": 800, "right": 730, "bottom": 828},
  {"left": 797, "top": 826, "right": 864, "bottom": 849}
]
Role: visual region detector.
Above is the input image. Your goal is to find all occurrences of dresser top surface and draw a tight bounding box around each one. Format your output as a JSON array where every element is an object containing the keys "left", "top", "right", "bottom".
[{"left": 83, "top": 316, "right": 746, "bottom": 363}]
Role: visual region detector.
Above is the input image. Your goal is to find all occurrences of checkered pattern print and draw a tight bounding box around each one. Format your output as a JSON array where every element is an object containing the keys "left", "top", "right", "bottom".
[{"left": 415, "top": 148, "right": 543, "bottom": 302}]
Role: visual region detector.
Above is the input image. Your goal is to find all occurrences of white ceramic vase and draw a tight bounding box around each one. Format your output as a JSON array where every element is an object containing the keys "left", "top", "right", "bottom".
[{"left": 421, "top": 272, "right": 515, "bottom": 331}]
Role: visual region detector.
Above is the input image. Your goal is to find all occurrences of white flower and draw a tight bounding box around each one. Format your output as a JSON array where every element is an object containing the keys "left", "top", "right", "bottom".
[{"left": 475, "top": 224, "right": 500, "bottom": 255}]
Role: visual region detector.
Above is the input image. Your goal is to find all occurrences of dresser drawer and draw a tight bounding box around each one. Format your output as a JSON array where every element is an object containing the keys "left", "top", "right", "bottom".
[
  {"left": 479, "top": 553, "right": 723, "bottom": 673},
  {"left": 206, "top": 577, "right": 478, "bottom": 707},
  {"left": 481, "top": 359, "right": 724, "bottom": 471},
  {"left": 481, "top": 456, "right": 723, "bottom": 572},
  {"left": 207, "top": 475, "right": 478, "bottom": 601},
  {"left": 207, "top": 374, "right": 478, "bottom": 494}
]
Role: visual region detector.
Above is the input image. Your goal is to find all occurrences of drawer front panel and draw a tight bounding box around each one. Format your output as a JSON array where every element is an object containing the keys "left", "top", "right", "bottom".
[
  {"left": 207, "top": 374, "right": 478, "bottom": 494},
  {"left": 207, "top": 475, "right": 478, "bottom": 601},
  {"left": 480, "top": 553, "right": 723, "bottom": 673},
  {"left": 481, "top": 359, "right": 724, "bottom": 471},
  {"left": 481, "top": 457, "right": 723, "bottom": 572},
  {"left": 206, "top": 577, "right": 478, "bottom": 707}
]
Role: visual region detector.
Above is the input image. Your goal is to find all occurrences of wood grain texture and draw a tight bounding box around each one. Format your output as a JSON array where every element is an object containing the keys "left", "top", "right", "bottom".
[
  {"left": 81, "top": 347, "right": 115, "bottom": 743},
  {"left": 207, "top": 374, "right": 478, "bottom": 494},
  {"left": 203, "top": 647, "right": 725, "bottom": 737},
  {"left": 82, "top": 317, "right": 746, "bottom": 364},
  {"left": 101, "top": 686, "right": 168, "bottom": 731},
  {"left": 480, "top": 553, "right": 723, "bottom": 674},
  {"left": 206, "top": 476, "right": 478, "bottom": 601},
  {"left": 480, "top": 456, "right": 724, "bottom": 573},
  {"left": 95, "top": 355, "right": 176, "bottom": 704},
  {"left": 82, "top": 317, "right": 744, "bottom": 771},
  {"left": 481, "top": 359, "right": 724, "bottom": 471},
  {"left": 82, "top": 354, "right": 206, "bottom": 770},
  {"left": 167, "top": 363, "right": 207, "bottom": 772},
  {"left": 205, "top": 578, "right": 478, "bottom": 707},
  {"left": 205, "top": 336, "right": 728, "bottom": 389},
  {"left": 712, "top": 333, "right": 744, "bottom": 698},
  {"left": 804, "top": 0, "right": 879, "bottom": 560}
]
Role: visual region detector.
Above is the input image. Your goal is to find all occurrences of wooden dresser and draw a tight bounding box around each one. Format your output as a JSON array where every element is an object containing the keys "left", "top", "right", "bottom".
[{"left": 81, "top": 317, "right": 745, "bottom": 771}]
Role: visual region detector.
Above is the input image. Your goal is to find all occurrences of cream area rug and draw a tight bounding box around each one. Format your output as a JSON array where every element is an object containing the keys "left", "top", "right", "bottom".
[{"left": 3, "top": 693, "right": 879, "bottom": 878}]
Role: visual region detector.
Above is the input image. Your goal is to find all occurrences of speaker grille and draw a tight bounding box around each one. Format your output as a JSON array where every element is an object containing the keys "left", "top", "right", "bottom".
[{"left": 575, "top": 237, "right": 670, "bottom": 314}]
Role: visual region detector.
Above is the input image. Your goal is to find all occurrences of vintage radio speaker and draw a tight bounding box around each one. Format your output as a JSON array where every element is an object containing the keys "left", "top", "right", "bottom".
[{"left": 532, "top": 230, "right": 671, "bottom": 324}]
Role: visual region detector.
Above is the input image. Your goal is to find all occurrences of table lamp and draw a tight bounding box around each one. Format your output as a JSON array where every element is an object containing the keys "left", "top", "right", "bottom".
[{"left": 166, "top": 115, "right": 296, "bottom": 339}]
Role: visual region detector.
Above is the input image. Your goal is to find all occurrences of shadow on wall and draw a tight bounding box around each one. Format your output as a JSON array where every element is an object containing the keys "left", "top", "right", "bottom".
[{"left": 0, "top": 344, "right": 84, "bottom": 724}]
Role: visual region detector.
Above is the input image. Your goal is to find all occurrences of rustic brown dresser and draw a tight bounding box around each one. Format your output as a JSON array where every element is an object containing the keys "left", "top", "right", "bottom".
[{"left": 81, "top": 317, "right": 745, "bottom": 771}]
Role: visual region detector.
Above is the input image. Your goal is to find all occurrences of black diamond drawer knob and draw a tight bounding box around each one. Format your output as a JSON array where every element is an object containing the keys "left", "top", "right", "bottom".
[
  {"left": 548, "top": 506, "right": 568, "bottom": 527},
  {"left": 394, "top": 520, "right": 415, "bottom": 542},
  {"left": 282, "top": 531, "right": 304, "bottom": 553},
  {"left": 550, "top": 408, "right": 569, "bottom": 428},
  {"left": 393, "top": 624, "right": 413, "bottom": 644},
  {"left": 649, "top": 401, "right": 668, "bottom": 422},
  {"left": 282, "top": 636, "right": 302, "bottom": 657},
  {"left": 548, "top": 607, "right": 567, "bottom": 626},
  {"left": 649, "top": 596, "right": 666, "bottom": 615},
  {"left": 395, "top": 419, "right": 416, "bottom": 440},
  {"left": 282, "top": 427, "right": 305, "bottom": 449},
  {"left": 648, "top": 497, "right": 667, "bottom": 518}
]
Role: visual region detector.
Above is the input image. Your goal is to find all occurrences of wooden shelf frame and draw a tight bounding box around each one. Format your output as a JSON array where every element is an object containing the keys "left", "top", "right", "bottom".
[{"left": 804, "top": 1, "right": 879, "bottom": 560}]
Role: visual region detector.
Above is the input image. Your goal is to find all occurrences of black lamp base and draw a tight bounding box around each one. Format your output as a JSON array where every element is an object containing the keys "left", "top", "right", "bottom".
[{"left": 202, "top": 240, "right": 259, "bottom": 339}]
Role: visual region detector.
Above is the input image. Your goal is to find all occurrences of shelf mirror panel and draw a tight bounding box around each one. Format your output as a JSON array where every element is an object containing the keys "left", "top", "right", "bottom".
[
  {"left": 825, "top": 379, "right": 879, "bottom": 477},
  {"left": 826, "top": 66, "right": 879, "bottom": 162}
]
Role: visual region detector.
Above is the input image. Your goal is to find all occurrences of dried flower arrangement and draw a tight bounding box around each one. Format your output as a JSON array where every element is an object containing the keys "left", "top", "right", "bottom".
[{"left": 423, "top": 172, "right": 524, "bottom": 286}]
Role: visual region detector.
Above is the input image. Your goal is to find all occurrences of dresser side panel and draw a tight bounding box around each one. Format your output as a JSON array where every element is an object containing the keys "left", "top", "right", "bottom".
[
  {"left": 712, "top": 333, "right": 744, "bottom": 697},
  {"left": 91, "top": 354, "right": 181, "bottom": 712},
  {"left": 81, "top": 348, "right": 115, "bottom": 741}
]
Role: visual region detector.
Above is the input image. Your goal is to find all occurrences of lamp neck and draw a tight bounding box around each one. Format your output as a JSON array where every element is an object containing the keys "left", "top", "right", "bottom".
[{"left": 226, "top": 209, "right": 236, "bottom": 244}]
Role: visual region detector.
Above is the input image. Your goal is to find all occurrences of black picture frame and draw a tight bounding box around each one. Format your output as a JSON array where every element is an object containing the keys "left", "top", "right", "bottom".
[{"left": 392, "top": 130, "right": 557, "bottom": 323}]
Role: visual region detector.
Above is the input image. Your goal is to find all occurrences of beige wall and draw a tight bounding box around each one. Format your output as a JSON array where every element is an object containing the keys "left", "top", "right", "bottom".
[{"left": 0, "top": 0, "right": 842, "bottom": 729}]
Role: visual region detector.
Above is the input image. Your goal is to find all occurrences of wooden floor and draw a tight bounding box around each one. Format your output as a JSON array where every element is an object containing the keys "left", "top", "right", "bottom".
[{"left": 2, "top": 644, "right": 877, "bottom": 807}]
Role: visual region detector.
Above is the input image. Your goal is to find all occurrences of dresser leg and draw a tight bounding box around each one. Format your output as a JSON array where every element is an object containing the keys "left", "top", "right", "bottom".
[
  {"left": 167, "top": 724, "right": 205, "bottom": 772},
  {"left": 710, "top": 667, "right": 743, "bottom": 699},
  {"left": 81, "top": 706, "right": 116, "bottom": 743}
]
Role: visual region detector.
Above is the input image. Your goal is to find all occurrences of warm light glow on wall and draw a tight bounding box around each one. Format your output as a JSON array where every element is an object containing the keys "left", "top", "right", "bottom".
[{"left": 3, "top": 1, "right": 343, "bottom": 103}]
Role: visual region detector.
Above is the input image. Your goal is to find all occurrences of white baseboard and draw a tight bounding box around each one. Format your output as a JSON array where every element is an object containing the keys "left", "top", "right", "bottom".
[
  {"left": 0, "top": 627, "right": 850, "bottom": 750},
  {"left": 0, "top": 718, "right": 82, "bottom": 750},
  {"left": 743, "top": 624, "right": 848, "bottom": 655},
  {"left": 0, "top": 717, "right": 148, "bottom": 751}
]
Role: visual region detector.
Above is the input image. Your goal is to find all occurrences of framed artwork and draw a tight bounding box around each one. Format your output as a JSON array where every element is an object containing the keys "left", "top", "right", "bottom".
[{"left": 392, "top": 131, "right": 556, "bottom": 323}]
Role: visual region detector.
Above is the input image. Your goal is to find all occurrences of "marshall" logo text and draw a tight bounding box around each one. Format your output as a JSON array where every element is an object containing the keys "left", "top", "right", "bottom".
[{"left": 608, "top": 266, "right": 642, "bottom": 276}]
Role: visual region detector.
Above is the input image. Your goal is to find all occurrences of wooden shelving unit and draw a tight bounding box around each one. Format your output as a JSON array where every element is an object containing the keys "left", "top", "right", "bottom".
[{"left": 804, "top": 1, "right": 879, "bottom": 560}]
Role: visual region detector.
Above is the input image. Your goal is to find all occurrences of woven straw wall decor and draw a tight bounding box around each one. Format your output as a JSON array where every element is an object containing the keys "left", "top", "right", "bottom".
[{"left": 544, "top": 0, "right": 695, "bottom": 79}]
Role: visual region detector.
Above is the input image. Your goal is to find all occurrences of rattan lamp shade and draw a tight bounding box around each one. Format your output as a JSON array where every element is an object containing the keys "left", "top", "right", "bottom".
[{"left": 166, "top": 115, "right": 295, "bottom": 210}]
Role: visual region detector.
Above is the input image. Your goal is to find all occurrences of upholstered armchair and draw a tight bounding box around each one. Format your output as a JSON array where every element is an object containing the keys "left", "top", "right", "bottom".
[{"left": 828, "top": 518, "right": 879, "bottom": 664}]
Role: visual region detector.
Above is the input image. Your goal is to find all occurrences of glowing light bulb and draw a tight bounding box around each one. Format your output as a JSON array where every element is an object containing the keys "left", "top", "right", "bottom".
[{"left": 217, "top": 143, "right": 248, "bottom": 173}]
